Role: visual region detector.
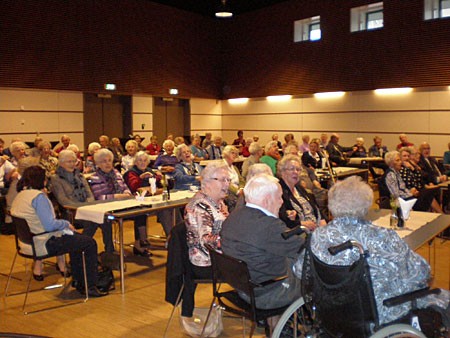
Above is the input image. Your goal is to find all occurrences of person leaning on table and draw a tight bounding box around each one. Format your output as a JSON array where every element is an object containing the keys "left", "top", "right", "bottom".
[{"left": 11, "top": 166, "right": 107, "bottom": 297}]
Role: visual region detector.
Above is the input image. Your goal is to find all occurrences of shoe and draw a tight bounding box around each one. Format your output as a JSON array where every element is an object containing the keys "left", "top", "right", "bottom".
[
  {"left": 56, "top": 265, "right": 71, "bottom": 278},
  {"left": 0, "top": 222, "right": 14, "bottom": 235},
  {"left": 79, "top": 286, "right": 108, "bottom": 297},
  {"left": 133, "top": 247, "right": 153, "bottom": 257},
  {"left": 139, "top": 239, "right": 151, "bottom": 248},
  {"left": 33, "top": 273, "right": 44, "bottom": 281}
]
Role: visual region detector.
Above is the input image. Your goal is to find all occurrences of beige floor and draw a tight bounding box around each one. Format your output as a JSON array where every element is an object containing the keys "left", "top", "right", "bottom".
[{"left": 0, "top": 216, "right": 448, "bottom": 338}]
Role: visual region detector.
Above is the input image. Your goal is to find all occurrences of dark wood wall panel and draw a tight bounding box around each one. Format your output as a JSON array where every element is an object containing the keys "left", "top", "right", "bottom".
[
  {"left": 0, "top": 0, "right": 222, "bottom": 98},
  {"left": 218, "top": 0, "right": 450, "bottom": 98},
  {"left": 1, "top": 0, "right": 450, "bottom": 99}
]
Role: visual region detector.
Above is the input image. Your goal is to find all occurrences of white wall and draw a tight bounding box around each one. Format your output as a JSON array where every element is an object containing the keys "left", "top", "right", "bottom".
[
  {"left": 0, "top": 88, "right": 84, "bottom": 149},
  {"left": 220, "top": 89, "right": 450, "bottom": 156},
  {"left": 132, "top": 95, "right": 153, "bottom": 141},
  {"left": 190, "top": 98, "right": 222, "bottom": 138}
]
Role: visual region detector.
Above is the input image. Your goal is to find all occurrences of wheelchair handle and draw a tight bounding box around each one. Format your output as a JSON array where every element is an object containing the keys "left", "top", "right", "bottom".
[
  {"left": 328, "top": 240, "right": 364, "bottom": 255},
  {"left": 281, "top": 225, "right": 307, "bottom": 240}
]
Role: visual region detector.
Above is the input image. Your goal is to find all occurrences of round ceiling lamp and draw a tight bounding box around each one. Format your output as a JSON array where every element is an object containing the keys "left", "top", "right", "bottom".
[{"left": 215, "top": 0, "right": 233, "bottom": 18}]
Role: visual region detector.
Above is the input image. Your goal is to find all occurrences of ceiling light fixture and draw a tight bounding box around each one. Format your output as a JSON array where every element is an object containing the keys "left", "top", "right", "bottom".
[
  {"left": 228, "top": 98, "right": 249, "bottom": 104},
  {"left": 215, "top": 0, "right": 233, "bottom": 18},
  {"left": 374, "top": 87, "right": 413, "bottom": 95},
  {"left": 314, "top": 91, "right": 346, "bottom": 98},
  {"left": 267, "top": 95, "right": 292, "bottom": 102}
]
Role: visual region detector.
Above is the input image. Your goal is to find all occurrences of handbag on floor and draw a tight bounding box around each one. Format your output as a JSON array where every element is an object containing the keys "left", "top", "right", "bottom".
[{"left": 180, "top": 305, "right": 223, "bottom": 337}]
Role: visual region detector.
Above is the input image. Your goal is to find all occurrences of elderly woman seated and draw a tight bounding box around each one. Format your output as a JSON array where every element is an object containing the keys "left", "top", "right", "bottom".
[
  {"left": 89, "top": 148, "right": 152, "bottom": 257},
  {"left": 121, "top": 139, "right": 138, "bottom": 173},
  {"left": 173, "top": 144, "right": 202, "bottom": 191},
  {"left": 124, "top": 151, "right": 179, "bottom": 236},
  {"left": 222, "top": 145, "right": 245, "bottom": 195},
  {"left": 399, "top": 147, "right": 442, "bottom": 213},
  {"left": 50, "top": 150, "right": 114, "bottom": 253},
  {"left": 83, "top": 142, "right": 101, "bottom": 174},
  {"left": 11, "top": 166, "right": 107, "bottom": 297},
  {"left": 189, "top": 135, "right": 208, "bottom": 161},
  {"left": 349, "top": 137, "right": 367, "bottom": 157},
  {"left": 384, "top": 151, "right": 434, "bottom": 211},
  {"left": 294, "top": 176, "right": 449, "bottom": 330},
  {"left": 153, "top": 139, "right": 178, "bottom": 173},
  {"left": 277, "top": 154, "right": 326, "bottom": 230},
  {"left": 38, "top": 140, "right": 59, "bottom": 179},
  {"left": 241, "top": 142, "right": 264, "bottom": 179},
  {"left": 9, "top": 141, "right": 28, "bottom": 167}
]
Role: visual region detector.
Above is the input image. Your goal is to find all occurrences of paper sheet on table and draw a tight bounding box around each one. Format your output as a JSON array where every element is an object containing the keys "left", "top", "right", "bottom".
[
  {"left": 371, "top": 211, "right": 440, "bottom": 239},
  {"left": 398, "top": 197, "right": 416, "bottom": 220},
  {"left": 75, "top": 190, "right": 195, "bottom": 223}
]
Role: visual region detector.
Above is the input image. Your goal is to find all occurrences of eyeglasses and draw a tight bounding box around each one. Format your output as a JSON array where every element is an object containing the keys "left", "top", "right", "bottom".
[
  {"left": 285, "top": 167, "right": 301, "bottom": 172},
  {"left": 210, "top": 177, "right": 231, "bottom": 183}
]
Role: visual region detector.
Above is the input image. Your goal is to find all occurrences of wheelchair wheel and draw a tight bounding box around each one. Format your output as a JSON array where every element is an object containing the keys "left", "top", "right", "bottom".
[
  {"left": 272, "top": 297, "right": 316, "bottom": 338},
  {"left": 370, "top": 324, "right": 427, "bottom": 338}
]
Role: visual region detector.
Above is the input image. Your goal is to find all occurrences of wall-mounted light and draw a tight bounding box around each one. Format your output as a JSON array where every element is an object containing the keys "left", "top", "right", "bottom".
[
  {"left": 267, "top": 95, "right": 292, "bottom": 102},
  {"left": 374, "top": 87, "right": 413, "bottom": 95},
  {"left": 104, "top": 83, "right": 116, "bottom": 91},
  {"left": 314, "top": 91, "right": 345, "bottom": 99},
  {"left": 228, "top": 98, "right": 249, "bottom": 104},
  {"left": 215, "top": 0, "right": 233, "bottom": 18},
  {"left": 169, "top": 88, "right": 179, "bottom": 95}
]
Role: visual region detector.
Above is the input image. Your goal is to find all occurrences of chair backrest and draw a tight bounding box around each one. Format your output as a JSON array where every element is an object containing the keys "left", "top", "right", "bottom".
[
  {"left": 12, "top": 216, "right": 35, "bottom": 258},
  {"left": 207, "top": 246, "right": 254, "bottom": 298},
  {"left": 302, "top": 241, "right": 379, "bottom": 338}
]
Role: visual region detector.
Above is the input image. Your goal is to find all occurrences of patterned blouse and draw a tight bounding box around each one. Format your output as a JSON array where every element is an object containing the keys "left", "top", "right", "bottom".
[
  {"left": 385, "top": 169, "right": 412, "bottom": 199},
  {"left": 39, "top": 156, "right": 59, "bottom": 178},
  {"left": 294, "top": 216, "right": 449, "bottom": 325},
  {"left": 400, "top": 164, "right": 424, "bottom": 190},
  {"left": 184, "top": 191, "right": 228, "bottom": 267}
]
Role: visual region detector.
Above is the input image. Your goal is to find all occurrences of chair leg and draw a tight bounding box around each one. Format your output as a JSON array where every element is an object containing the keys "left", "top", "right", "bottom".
[
  {"left": 82, "top": 251, "right": 88, "bottom": 302},
  {"left": 248, "top": 320, "right": 256, "bottom": 338},
  {"left": 4, "top": 252, "right": 18, "bottom": 296},
  {"left": 200, "top": 296, "right": 217, "bottom": 338},
  {"left": 22, "top": 267, "right": 34, "bottom": 314},
  {"left": 163, "top": 283, "right": 184, "bottom": 338}
]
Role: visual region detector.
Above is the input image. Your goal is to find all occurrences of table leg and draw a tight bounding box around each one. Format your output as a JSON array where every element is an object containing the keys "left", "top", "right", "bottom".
[{"left": 119, "top": 218, "right": 125, "bottom": 294}]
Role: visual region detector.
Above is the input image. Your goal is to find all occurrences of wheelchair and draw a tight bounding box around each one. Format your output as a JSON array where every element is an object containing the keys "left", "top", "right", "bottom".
[{"left": 272, "top": 229, "right": 448, "bottom": 338}]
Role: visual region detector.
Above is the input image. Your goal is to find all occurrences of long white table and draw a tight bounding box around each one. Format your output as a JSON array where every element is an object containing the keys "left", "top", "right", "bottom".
[
  {"left": 367, "top": 209, "right": 450, "bottom": 250},
  {"left": 65, "top": 190, "right": 195, "bottom": 293}
]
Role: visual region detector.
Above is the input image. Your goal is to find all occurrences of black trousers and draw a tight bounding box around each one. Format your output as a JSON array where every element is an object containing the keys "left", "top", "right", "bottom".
[
  {"left": 76, "top": 219, "right": 114, "bottom": 253},
  {"left": 45, "top": 233, "right": 98, "bottom": 287}
]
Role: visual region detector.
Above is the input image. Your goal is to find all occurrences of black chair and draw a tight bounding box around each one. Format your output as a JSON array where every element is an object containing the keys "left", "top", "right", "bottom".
[
  {"left": 203, "top": 245, "right": 289, "bottom": 337},
  {"left": 164, "top": 221, "right": 213, "bottom": 337},
  {"left": 300, "top": 238, "right": 443, "bottom": 337},
  {"left": 4, "top": 216, "right": 88, "bottom": 314}
]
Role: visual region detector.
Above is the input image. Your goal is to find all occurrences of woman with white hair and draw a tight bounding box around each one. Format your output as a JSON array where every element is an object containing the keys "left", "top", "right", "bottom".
[
  {"left": 51, "top": 150, "right": 114, "bottom": 253},
  {"left": 295, "top": 176, "right": 450, "bottom": 329},
  {"left": 222, "top": 145, "right": 245, "bottom": 195},
  {"left": 384, "top": 150, "right": 434, "bottom": 211},
  {"left": 349, "top": 137, "right": 367, "bottom": 158},
  {"left": 241, "top": 142, "right": 263, "bottom": 179},
  {"left": 278, "top": 154, "right": 325, "bottom": 230},
  {"left": 173, "top": 144, "right": 202, "bottom": 190},
  {"left": 38, "top": 140, "right": 59, "bottom": 179},
  {"left": 121, "top": 139, "right": 138, "bottom": 173},
  {"left": 9, "top": 141, "right": 27, "bottom": 167},
  {"left": 66, "top": 144, "right": 83, "bottom": 172},
  {"left": 89, "top": 149, "right": 151, "bottom": 257},
  {"left": 124, "top": 151, "right": 179, "bottom": 237},
  {"left": 84, "top": 142, "right": 101, "bottom": 174},
  {"left": 184, "top": 161, "right": 230, "bottom": 278},
  {"left": 153, "top": 139, "right": 178, "bottom": 173}
]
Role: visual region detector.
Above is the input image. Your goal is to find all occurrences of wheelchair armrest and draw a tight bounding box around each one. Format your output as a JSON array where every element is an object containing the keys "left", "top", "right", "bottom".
[
  {"left": 251, "top": 275, "right": 288, "bottom": 288},
  {"left": 383, "top": 287, "right": 441, "bottom": 307}
]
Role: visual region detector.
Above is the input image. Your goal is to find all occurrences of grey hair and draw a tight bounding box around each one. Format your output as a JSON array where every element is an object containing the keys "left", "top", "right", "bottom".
[
  {"left": 67, "top": 144, "right": 79, "bottom": 153},
  {"left": 125, "top": 139, "right": 137, "bottom": 149},
  {"left": 277, "top": 154, "right": 302, "bottom": 177},
  {"left": 135, "top": 150, "right": 150, "bottom": 163},
  {"left": 59, "top": 149, "right": 76, "bottom": 162},
  {"left": 399, "top": 146, "right": 411, "bottom": 155},
  {"left": 175, "top": 144, "right": 190, "bottom": 160},
  {"left": 384, "top": 151, "right": 399, "bottom": 166},
  {"left": 223, "top": 145, "right": 238, "bottom": 158},
  {"left": 37, "top": 140, "right": 51, "bottom": 151},
  {"left": 244, "top": 174, "right": 279, "bottom": 205},
  {"left": 248, "top": 142, "right": 262, "bottom": 155},
  {"left": 284, "top": 144, "right": 299, "bottom": 155},
  {"left": 88, "top": 142, "right": 101, "bottom": 155},
  {"left": 94, "top": 148, "right": 113, "bottom": 163},
  {"left": 162, "top": 139, "right": 175, "bottom": 149},
  {"left": 328, "top": 176, "right": 373, "bottom": 219},
  {"left": 9, "top": 141, "right": 27, "bottom": 155},
  {"left": 264, "top": 140, "right": 278, "bottom": 153},
  {"left": 200, "top": 161, "right": 229, "bottom": 189},
  {"left": 246, "top": 163, "right": 273, "bottom": 181}
]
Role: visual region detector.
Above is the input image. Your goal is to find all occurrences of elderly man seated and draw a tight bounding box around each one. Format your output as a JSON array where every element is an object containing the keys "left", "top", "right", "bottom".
[
  {"left": 205, "top": 136, "right": 224, "bottom": 160},
  {"left": 221, "top": 174, "right": 304, "bottom": 310},
  {"left": 325, "top": 133, "right": 352, "bottom": 166},
  {"left": 418, "top": 142, "right": 448, "bottom": 184}
]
